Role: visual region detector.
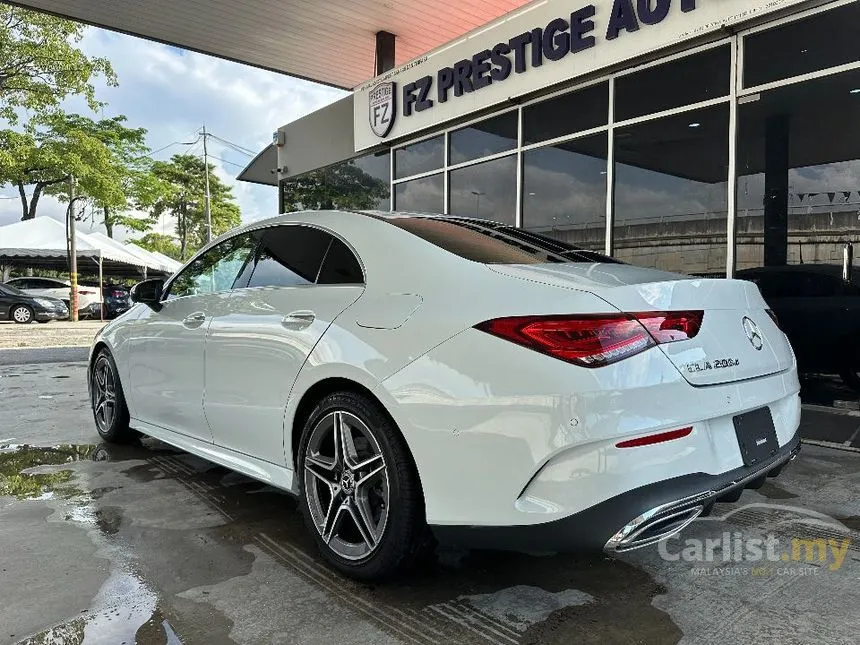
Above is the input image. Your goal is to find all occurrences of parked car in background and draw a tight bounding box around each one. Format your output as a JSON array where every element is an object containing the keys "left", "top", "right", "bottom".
[
  {"left": 736, "top": 264, "right": 860, "bottom": 390},
  {"left": 102, "top": 283, "right": 132, "bottom": 319},
  {"left": 5, "top": 276, "right": 102, "bottom": 316},
  {"left": 0, "top": 282, "right": 68, "bottom": 323}
]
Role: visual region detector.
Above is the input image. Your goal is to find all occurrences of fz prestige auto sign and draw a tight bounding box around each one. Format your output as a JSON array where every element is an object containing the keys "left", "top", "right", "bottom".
[{"left": 354, "top": 0, "right": 808, "bottom": 150}]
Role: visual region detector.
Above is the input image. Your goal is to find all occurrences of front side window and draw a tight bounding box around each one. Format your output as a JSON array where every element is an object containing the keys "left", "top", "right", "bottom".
[
  {"left": 246, "top": 226, "right": 332, "bottom": 288},
  {"left": 166, "top": 233, "right": 257, "bottom": 299}
]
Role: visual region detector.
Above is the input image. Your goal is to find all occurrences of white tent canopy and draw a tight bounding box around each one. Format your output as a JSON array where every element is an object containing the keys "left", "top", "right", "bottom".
[
  {"left": 0, "top": 217, "right": 172, "bottom": 277},
  {"left": 147, "top": 250, "right": 183, "bottom": 275},
  {"left": 87, "top": 231, "right": 169, "bottom": 275},
  {"left": 124, "top": 242, "right": 181, "bottom": 275}
]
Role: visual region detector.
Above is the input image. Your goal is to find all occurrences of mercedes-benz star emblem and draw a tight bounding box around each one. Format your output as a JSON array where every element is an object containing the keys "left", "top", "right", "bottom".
[{"left": 743, "top": 317, "right": 764, "bottom": 351}]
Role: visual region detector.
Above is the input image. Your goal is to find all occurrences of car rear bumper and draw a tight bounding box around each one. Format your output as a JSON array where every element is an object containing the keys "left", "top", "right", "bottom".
[{"left": 430, "top": 429, "right": 801, "bottom": 553}]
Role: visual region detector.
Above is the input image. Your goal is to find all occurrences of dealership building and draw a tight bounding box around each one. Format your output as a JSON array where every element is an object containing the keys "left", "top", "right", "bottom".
[{"left": 16, "top": 0, "right": 860, "bottom": 277}]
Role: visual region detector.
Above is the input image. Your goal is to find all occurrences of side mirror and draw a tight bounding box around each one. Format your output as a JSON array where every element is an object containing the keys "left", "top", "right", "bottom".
[{"left": 130, "top": 279, "right": 164, "bottom": 310}]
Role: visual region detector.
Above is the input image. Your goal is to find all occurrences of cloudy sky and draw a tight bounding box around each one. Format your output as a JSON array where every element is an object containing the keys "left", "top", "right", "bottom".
[{"left": 0, "top": 25, "right": 347, "bottom": 237}]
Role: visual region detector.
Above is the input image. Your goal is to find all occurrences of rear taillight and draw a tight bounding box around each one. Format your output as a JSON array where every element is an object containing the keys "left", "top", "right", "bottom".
[
  {"left": 110, "top": 290, "right": 124, "bottom": 297},
  {"left": 475, "top": 311, "right": 703, "bottom": 368}
]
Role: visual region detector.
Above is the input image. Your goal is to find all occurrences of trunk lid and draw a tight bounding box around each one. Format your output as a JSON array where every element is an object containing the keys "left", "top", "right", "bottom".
[{"left": 489, "top": 263, "right": 794, "bottom": 386}]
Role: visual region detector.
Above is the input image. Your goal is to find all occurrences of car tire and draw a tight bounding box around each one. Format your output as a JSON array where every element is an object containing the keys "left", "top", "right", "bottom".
[
  {"left": 11, "top": 304, "right": 34, "bottom": 324},
  {"left": 90, "top": 349, "right": 133, "bottom": 443},
  {"left": 839, "top": 346, "right": 860, "bottom": 392},
  {"left": 298, "top": 391, "right": 425, "bottom": 580}
]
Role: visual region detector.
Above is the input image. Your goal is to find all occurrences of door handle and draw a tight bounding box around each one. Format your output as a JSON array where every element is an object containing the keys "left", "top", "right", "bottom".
[
  {"left": 182, "top": 312, "right": 206, "bottom": 328},
  {"left": 281, "top": 310, "right": 315, "bottom": 330}
]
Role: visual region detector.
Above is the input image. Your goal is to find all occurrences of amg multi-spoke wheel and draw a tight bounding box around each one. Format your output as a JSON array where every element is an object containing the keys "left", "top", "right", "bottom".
[
  {"left": 298, "top": 392, "right": 425, "bottom": 579},
  {"left": 90, "top": 350, "right": 132, "bottom": 442},
  {"left": 304, "top": 411, "right": 389, "bottom": 560}
]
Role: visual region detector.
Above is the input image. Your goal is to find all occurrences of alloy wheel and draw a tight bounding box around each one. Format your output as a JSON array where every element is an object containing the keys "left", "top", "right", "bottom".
[
  {"left": 92, "top": 357, "right": 117, "bottom": 432},
  {"left": 303, "top": 410, "right": 390, "bottom": 561}
]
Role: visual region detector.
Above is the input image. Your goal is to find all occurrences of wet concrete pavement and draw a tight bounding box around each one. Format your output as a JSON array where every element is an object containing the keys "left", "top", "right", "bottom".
[{"left": 1, "top": 361, "right": 860, "bottom": 645}]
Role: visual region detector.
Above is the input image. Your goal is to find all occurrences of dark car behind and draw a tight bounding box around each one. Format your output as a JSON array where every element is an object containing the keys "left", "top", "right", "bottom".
[
  {"left": 736, "top": 264, "right": 860, "bottom": 389},
  {"left": 103, "top": 284, "right": 132, "bottom": 318},
  {"left": 0, "top": 283, "right": 69, "bottom": 324}
]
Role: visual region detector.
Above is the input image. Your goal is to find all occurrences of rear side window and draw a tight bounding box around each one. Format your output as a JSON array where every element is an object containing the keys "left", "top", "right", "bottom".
[
  {"left": 317, "top": 239, "right": 364, "bottom": 285},
  {"left": 247, "top": 226, "right": 331, "bottom": 288},
  {"left": 383, "top": 217, "right": 621, "bottom": 264}
]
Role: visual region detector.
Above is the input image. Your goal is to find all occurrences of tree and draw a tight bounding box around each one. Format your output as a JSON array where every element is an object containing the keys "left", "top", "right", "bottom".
[
  {"left": 0, "top": 113, "right": 123, "bottom": 221},
  {"left": 150, "top": 154, "right": 242, "bottom": 259},
  {"left": 0, "top": 5, "right": 116, "bottom": 123},
  {"left": 134, "top": 233, "right": 182, "bottom": 260},
  {"left": 281, "top": 161, "right": 388, "bottom": 211},
  {"left": 0, "top": 113, "right": 161, "bottom": 236}
]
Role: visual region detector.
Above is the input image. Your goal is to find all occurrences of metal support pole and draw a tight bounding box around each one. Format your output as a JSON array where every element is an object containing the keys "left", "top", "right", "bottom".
[
  {"left": 98, "top": 253, "right": 104, "bottom": 321},
  {"left": 68, "top": 177, "right": 79, "bottom": 322},
  {"left": 202, "top": 125, "right": 213, "bottom": 244}
]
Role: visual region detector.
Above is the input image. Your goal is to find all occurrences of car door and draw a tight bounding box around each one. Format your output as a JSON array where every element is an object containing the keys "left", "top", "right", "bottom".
[
  {"left": 126, "top": 233, "right": 258, "bottom": 442},
  {"left": 204, "top": 224, "right": 365, "bottom": 465}
]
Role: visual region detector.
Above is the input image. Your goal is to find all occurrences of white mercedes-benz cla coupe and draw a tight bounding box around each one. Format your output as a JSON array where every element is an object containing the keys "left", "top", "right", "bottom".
[{"left": 88, "top": 211, "right": 801, "bottom": 579}]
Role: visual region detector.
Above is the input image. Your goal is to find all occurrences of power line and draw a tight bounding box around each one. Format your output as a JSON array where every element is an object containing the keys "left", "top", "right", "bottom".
[
  {"left": 206, "top": 132, "right": 257, "bottom": 157},
  {"left": 211, "top": 156, "right": 246, "bottom": 169}
]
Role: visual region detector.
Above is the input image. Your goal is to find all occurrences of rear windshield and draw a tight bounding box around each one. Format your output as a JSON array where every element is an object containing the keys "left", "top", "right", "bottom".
[{"left": 382, "top": 217, "right": 622, "bottom": 265}]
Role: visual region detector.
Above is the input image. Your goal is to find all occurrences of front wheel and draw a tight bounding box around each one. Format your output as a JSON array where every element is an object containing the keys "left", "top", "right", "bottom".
[
  {"left": 90, "top": 350, "right": 133, "bottom": 442},
  {"left": 11, "top": 305, "right": 33, "bottom": 324},
  {"left": 298, "top": 392, "right": 425, "bottom": 580}
]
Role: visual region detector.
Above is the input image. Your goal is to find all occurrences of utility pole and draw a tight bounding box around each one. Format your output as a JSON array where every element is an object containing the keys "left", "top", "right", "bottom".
[
  {"left": 68, "top": 176, "right": 79, "bottom": 322},
  {"left": 202, "top": 125, "right": 213, "bottom": 243}
]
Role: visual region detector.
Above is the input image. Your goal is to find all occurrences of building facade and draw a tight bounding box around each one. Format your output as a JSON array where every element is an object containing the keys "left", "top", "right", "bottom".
[{"left": 269, "top": 0, "right": 860, "bottom": 280}]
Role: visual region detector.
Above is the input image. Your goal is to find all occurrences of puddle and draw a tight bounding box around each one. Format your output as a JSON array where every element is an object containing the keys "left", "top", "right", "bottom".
[
  {"left": 2, "top": 443, "right": 185, "bottom": 644},
  {"left": 4, "top": 442, "right": 681, "bottom": 644},
  {"left": 0, "top": 444, "right": 95, "bottom": 499}
]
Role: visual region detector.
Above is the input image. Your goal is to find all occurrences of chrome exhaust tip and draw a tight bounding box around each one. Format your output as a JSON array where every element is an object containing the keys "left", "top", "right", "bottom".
[{"left": 604, "top": 491, "right": 712, "bottom": 553}]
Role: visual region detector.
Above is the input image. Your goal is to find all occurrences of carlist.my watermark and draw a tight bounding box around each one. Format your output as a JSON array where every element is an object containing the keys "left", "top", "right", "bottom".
[{"left": 655, "top": 503, "right": 854, "bottom": 575}]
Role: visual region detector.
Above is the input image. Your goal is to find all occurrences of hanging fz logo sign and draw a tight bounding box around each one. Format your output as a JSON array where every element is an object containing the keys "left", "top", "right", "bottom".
[{"left": 369, "top": 82, "right": 396, "bottom": 138}]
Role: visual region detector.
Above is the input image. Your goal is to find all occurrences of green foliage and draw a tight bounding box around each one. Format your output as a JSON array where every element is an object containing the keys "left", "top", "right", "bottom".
[
  {"left": 134, "top": 232, "right": 182, "bottom": 261},
  {"left": 0, "top": 113, "right": 164, "bottom": 236},
  {"left": 150, "top": 154, "right": 242, "bottom": 259},
  {"left": 0, "top": 5, "right": 116, "bottom": 123},
  {"left": 0, "top": 444, "right": 94, "bottom": 500},
  {"left": 281, "top": 161, "right": 389, "bottom": 211}
]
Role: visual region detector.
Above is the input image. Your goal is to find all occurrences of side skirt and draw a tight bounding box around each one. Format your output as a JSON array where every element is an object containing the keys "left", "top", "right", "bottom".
[{"left": 130, "top": 418, "right": 298, "bottom": 495}]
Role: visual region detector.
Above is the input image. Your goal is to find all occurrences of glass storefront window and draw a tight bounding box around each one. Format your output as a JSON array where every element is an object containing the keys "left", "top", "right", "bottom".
[
  {"left": 737, "top": 68, "right": 860, "bottom": 271},
  {"left": 394, "top": 136, "right": 444, "bottom": 179},
  {"left": 353, "top": 151, "right": 391, "bottom": 210},
  {"left": 615, "top": 46, "right": 730, "bottom": 122},
  {"left": 393, "top": 174, "right": 444, "bottom": 213},
  {"left": 744, "top": 2, "right": 860, "bottom": 88},
  {"left": 449, "top": 112, "right": 517, "bottom": 165},
  {"left": 448, "top": 155, "right": 517, "bottom": 225},
  {"left": 522, "top": 133, "right": 607, "bottom": 250},
  {"left": 613, "top": 104, "right": 729, "bottom": 275},
  {"left": 522, "top": 81, "right": 608, "bottom": 146}
]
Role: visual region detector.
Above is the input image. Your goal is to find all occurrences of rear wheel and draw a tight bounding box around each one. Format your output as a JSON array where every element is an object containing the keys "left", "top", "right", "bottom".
[
  {"left": 298, "top": 391, "right": 425, "bottom": 580},
  {"left": 90, "top": 350, "right": 133, "bottom": 442},
  {"left": 11, "top": 305, "right": 33, "bottom": 324}
]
